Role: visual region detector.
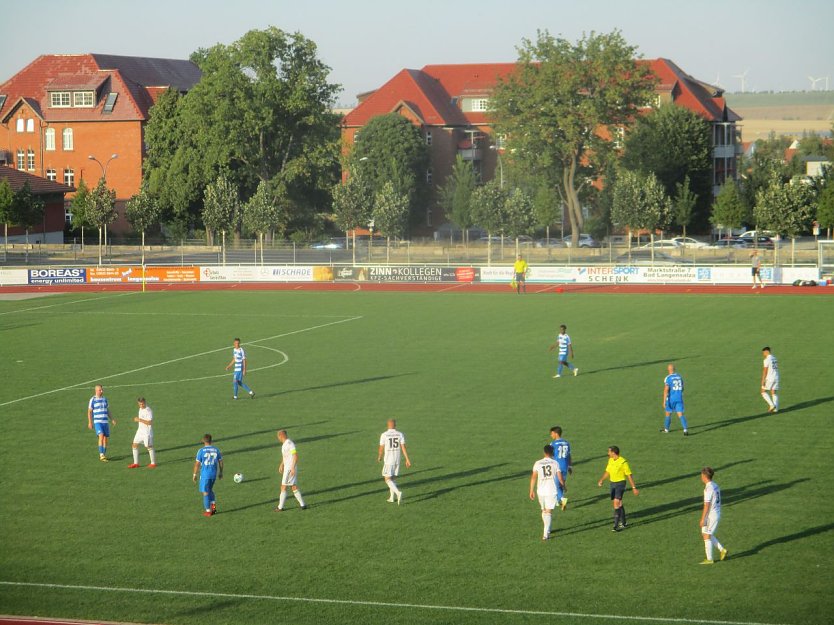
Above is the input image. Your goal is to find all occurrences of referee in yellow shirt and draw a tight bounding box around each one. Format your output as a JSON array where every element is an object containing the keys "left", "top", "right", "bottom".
[
  {"left": 513, "top": 255, "right": 529, "bottom": 294},
  {"left": 598, "top": 445, "right": 639, "bottom": 532}
]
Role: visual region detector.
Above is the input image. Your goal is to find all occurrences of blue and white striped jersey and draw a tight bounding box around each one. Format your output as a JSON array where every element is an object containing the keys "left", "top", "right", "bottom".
[
  {"left": 88, "top": 396, "right": 110, "bottom": 424},
  {"left": 232, "top": 347, "right": 246, "bottom": 373}
]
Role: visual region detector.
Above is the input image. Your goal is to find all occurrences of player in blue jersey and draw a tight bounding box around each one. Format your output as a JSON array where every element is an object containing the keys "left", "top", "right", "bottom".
[
  {"left": 225, "top": 337, "right": 255, "bottom": 400},
  {"left": 87, "top": 384, "right": 117, "bottom": 462},
  {"left": 548, "top": 325, "right": 578, "bottom": 378},
  {"left": 661, "top": 363, "right": 689, "bottom": 436},
  {"left": 549, "top": 426, "right": 573, "bottom": 510},
  {"left": 193, "top": 434, "right": 223, "bottom": 517}
]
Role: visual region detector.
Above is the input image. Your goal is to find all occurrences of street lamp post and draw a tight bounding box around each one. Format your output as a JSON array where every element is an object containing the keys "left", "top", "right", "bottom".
[{"left": 88, "top": 153, "right": 118, "bottom": 264}]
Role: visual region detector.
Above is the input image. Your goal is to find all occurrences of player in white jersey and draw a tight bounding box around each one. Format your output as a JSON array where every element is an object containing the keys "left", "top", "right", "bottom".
[
  {"left": 529, "top": 445, "right": 564, "bottom": 540},
  {"left": 377, "top": 419, "right": 411, "bottom": 505},
  {"left": 274, "top": 430, "right": 307, "bottom": 511},
  {"left": 128, "top": 397, "right": 157, "bottom": 468},
  {"left": 699, "top": 467, "right": 727, "bottom": 564},
  {"left": 760, "top": 346, "right": 780, "bottom": 413}
]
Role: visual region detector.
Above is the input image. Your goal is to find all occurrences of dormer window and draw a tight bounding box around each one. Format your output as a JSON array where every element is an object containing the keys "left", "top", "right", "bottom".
[
  {"left": 50, "top": 92, "right": 71, "bottom": 108},
  {"left": 73, "top": 91, "right": 95, "bottom": 107},
  {"left": 472, "top": 98, "right": 490, "bottom": 112}
]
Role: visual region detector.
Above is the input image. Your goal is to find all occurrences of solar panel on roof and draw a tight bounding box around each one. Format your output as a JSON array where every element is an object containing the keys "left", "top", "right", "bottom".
[{"left": 103, "top": 92, "right": 118, "bottom": 113}]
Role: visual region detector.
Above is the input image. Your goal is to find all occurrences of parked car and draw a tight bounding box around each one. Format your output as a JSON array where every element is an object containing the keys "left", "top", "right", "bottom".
[
  {"left": 738, "top": 230, "right": 776, "bottom": 240},
  {"left": 671, "top": 236, "right": 709, "bottom": 249},
  {"left": 535, "top": 238, "right": 566, "bottom": 248},
  {"left": 563, "top": 234, "right": 600, "bottom": 248},
  {"left": 310, "top": 238, "right": 345, "bottom": 250},
  {"left": 709, "top": 237, "right": 748, "bottom": 249},
  {"left": 640, "top": 240, "right": 681, "bottom": 250},
  {"left": 738, "top": 235, "right": 774, "bottom": 249}
]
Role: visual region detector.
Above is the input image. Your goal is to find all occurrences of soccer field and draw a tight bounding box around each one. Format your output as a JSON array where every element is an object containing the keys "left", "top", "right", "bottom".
[{"left": 0, "top": 290, "right": 832, "bottom": 625}]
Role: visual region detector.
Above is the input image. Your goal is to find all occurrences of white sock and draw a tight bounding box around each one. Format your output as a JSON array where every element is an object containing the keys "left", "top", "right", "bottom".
[
  {"left": 148, "top": 448, "right": 156, "bottom": 464},
  {"left": 293, "top": 490, "right": 306, "bottom": 507},
  {"left": 388, "top": 480, "right": 401, "bottom": 496},
  {"left": 711, "top": 536, "right": 724, "bottom": 552},
  {"left": 761, "top": 392, "right": 774, "bottom": 408},
  {"left": 704, "top": 539, "right": 714, "bottom": 561},
  {"left": 772, "top": 394, "right": 779, "bottom": 410},
  {"left": 542, "top": 511, "right": 552, "bottom": 537},
  {"left": 278, "top": 491, "right": 287, "bottom": 509},
  {"left": 132, "top": 447, "right": 140, "bottom": 464}
]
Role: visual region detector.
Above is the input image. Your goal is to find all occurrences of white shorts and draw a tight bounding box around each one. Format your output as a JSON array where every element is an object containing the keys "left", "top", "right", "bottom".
[
  {"left": 763, "top": 377, "right": 779, "bottom": 391},
  {"left": 281, "top": 467, "right": 297, "bottom": 486},
  {"left": 382, "top": 462, "right": 400, "bottom": 478},
  {"left": 132, "top": 428, "right": 153, "bottom": 447},
  {"left": 702, "top": 512, "right": 720, "bottom": 535},
  {"left": 538, "top": 493, "right": 557, "bottom": 511}
]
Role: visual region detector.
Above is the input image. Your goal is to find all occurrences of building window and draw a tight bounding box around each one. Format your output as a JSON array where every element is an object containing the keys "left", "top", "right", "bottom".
[
  {"left": 16, "top": 150, "right": 25, "bottom": 169},
  {"left": 27, "top": 149, "right": 35, "bottom": 171},
  {"left": 426, "top": 209, "right": 433, "bottom": 227},
  {"left": 64, "top": 168, "right": 75, "bottom": 186},
  {"left": 46, "top": 168, "right": 57, "bottom": 182},
  {"left": 472, "top": 98, "right": 490, "bottom": 112},
  {"left": 26, "top": 119, "right": 35, "bottom": 132},
  {"left": 45, "top": 128, "right": 56, "bottom": 151},
  {"left": 62, "top": 128, "right": 74, "bottom": 151},
  {"left": 426, "top": 168, "right": 433, "bottom": 185},
  {"left": 16, "top": 118, "right": 24, "bottom": 132},
  {"left": 425, "top": 130, "right": 432, "bottom": 146},
  {"left": 50, "top": 92, "right": 71, "bottom": 108},
  {"left": 73, "top": 91, "right": 95, "bottom": 107}
]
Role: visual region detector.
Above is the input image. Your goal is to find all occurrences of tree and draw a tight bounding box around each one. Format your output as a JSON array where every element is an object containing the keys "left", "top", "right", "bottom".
[
  {"left": 372, "top": 181, "right": 410, "bottom": 258},
  {"left": 70, "top": 179, "right": 94, "bottom": 249},
  {"left": 611, "top": 170, "right": 671, "bottom": 261},
  {"left": 710, "top": 182, "right": 748, "bottom": 240},
  {"left": 816, "top": 183, "right": 834, "bottom": 238},
  {"left": 348, "top": 113, "right": 428, "bottom": 226},
  {"left": 10, "top": 182, "right": 45, "bottom": 263},
  {"left": 503, "top": 187, "right": 536, "bottom": 250},
  {"left": 532, "top": 182, "right": 563, "bottom": 244},
  {"left": 144, "top": 27, "right": 341, "bottom": 234},
  {"left": 622, "top": 104, "right": 712, "bottom": 230},
  {"left": 438, "top": 155, "right": 477, "bottom": 244},
  {"left": 492, "top": 30, "right": 657, "bottom": 247},
  {"left": 243, "top": 180, "right": 288, "bottom": 264},
  {"left": 332, "top": 170, "right": 372, "bottom": 265},
  {"left": 672, "top": 176, "right": 698, "bottom": 238},
  {"left": 471, "top": 180, "right": 508, "bottom": 264},
  {"left": 754, "top": 175, "right": 814, "bottom": 241},
  {"left": 125, "top": 187, "right": 162, "bottom": 265},
  {"left": 203, "top": 174, "right": 241, "bottom": 257},
  {"left": 0, "top": 180, "right": 13, "bottom": 258},
  {"left": 87, "top": 179, "right": 117, "bottom": 265}
]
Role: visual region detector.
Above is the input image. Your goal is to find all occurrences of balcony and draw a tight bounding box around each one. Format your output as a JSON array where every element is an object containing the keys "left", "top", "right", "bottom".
[
  {"left": 713, "top": 145, "right": 736, "bottom": 158},
  {"left": 458, "top": 148, "right": 482, "bottom": 161}
]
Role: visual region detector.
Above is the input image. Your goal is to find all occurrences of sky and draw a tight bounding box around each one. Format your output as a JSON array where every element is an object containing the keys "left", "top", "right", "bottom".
[{"left": 3, "top": 0, "right": 833, "bottom": 105}]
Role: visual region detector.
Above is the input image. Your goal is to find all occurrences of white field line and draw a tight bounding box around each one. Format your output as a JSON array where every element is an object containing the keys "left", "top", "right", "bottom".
[
  {"left": 437, "top": 283, "right": 467, "bottom": 292},
  {"left": 0, "top": 291, "right": 137, "bottom": 316},
  {"left": 0, "top": 581, "right": 795, "bottom": 625},
  {"left": 103, "top": 346, "right": 289, "bottom": 389},
  {"left": 20, "top": 310, "right": 359, "bottom": 319},
  {"left": 0, "top": 316, "right": 361, "bottom": 408}
]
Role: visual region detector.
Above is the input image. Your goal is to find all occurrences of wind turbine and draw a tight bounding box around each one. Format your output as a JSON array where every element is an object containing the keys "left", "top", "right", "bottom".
[
  {"left": 714, "top": 73, "right": 724, "bottom": 89},
  {"left": 733, "top": 69, "right": 749, "bottom": 93},
  {"left": 808, "top": 76, "right": 823, "bottom": 91}
]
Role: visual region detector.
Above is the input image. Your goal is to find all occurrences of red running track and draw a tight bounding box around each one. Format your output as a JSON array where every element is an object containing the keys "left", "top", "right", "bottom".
[{"left": 0, "top": 282, "right": 832, "bottom": 295}]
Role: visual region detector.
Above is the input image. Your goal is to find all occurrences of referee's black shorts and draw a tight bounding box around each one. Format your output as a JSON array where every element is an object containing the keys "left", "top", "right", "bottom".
[{"left": 610, "top": 480, "right": 626, "bottom": 501}]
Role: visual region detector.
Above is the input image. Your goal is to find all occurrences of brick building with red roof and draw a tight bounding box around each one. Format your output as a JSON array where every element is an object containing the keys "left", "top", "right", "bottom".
[
  {"left": 342, "top": 59, "right": 742, "bottom": 233},
  {"left": 0, "top": 54, "right": 200, "bottom": 236},
  {"left": 0, "top": 167, "right": 74, "bottom": 243}
]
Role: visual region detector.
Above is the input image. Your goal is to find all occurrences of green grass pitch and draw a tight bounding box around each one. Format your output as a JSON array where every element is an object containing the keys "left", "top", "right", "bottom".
[{"left": 0, "top": 290, "right": 832, "bottom": 625}]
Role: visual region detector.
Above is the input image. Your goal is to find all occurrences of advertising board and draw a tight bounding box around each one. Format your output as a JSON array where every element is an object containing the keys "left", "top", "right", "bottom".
[
  {"left": 28, "top": 268, "right": 86, "bottom": 285},
  {"left": 0, "top": 269, "right": 30, "bottom": 286},
  {"left": 87, "top": 266, "right": 200, "bottom": 283}
]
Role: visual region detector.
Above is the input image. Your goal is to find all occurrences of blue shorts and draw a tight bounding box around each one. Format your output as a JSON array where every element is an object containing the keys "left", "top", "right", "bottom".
[
  {"left": 665, "top": 400, "right": 684, "bottom": 414},
  {"left": 559, "top": 354, "right": 569, "bottom": 363},
  {"left": 199, "top": 477, "right": 216, "bottom": 493},
  {"left": 94, "top": 423, "right": 110, "bottom": 437},
  {"left": 233, "top": 371, "right": 244, "bottom": 382}
]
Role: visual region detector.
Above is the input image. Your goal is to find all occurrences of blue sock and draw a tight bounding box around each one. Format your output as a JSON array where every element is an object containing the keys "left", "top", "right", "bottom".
[
  {"left": 203, "top": 494, "right": 211, "bottom": 511},
  {"left": 556, "top": 480, "right": 564, "bottom": 503},
  {"left": 239, "top": 381, "right": 252, "bottom": 393},
  {"left": 557, "top": 362, "right": 564, "bottom": 375},
  {"left": 98, "top": 445, "right": 104, "bottom": 454},
  {"left": 664, "top": 416, "right": 671, "bottom": 430},
  {"left": 233, "top": 381, "right": 239, "bottom": 396},
  {"left": 680, "top": 414, "right": 689, "bottom": 430}
]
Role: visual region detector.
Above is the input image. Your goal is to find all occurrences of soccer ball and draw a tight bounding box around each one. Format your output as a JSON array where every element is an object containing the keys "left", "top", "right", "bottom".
[{"left": 233, "top": 473, "right": 244, "bottom": 483}]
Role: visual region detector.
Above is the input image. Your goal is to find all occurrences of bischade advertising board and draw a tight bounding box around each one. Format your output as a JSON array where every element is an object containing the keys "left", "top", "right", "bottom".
[
  {"left": 199, "top": 266, "right": 313, "bottom": 282},
  {"left": 28, "top": 268, "right": 87, "bottom": 285}
]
